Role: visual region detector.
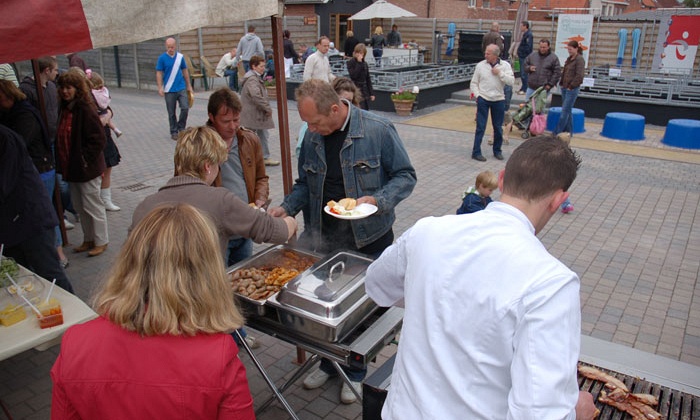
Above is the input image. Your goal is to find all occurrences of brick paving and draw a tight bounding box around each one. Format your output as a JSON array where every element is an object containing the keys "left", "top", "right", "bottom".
[{"left": 1, "top": 87, "right": 698, "bottom": 419}]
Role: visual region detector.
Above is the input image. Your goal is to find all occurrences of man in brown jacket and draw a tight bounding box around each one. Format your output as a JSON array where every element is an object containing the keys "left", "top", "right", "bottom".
[{"left": 206, "top": 87, "right": 269, "bottom": 267}]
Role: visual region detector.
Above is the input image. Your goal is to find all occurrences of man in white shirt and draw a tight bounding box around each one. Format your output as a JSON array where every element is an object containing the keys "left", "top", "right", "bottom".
[
  {"left": 470, "top": 43, "right": 514, "bottom": 162},
  {"left": 215, "top": 47, "right": 239, "bottom": 91},
  {"left": 303, "top": 36, "right": 336, "bottom": 83},
  {"left": 365, "top": 136, "right": 598, "bottom": 420}
]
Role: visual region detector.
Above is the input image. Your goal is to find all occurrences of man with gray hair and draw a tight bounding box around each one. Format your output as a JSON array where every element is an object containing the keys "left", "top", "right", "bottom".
[
  {"left": 268, "top": 79, "right": 416, "bottom": 404},
  {"left": 470, "top": 43, "right": 514, "bottom": 162},
  {"left": 303, "top": 36, "right": 336, "bottom": 83},
  {"left": 482, "top": 21, "right": 504, "bottom": 54}
]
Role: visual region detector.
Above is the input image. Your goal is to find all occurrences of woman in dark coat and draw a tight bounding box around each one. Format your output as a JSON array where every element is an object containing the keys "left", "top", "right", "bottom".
[
  {"left": 346, "top": 44, "right": 374, "bottom": 110},
  {"left": 371, "top": 26, "right": 386, "bottom": 67},
  {"left": 56, "top": 68, "right": 109, "bottom": 256}
]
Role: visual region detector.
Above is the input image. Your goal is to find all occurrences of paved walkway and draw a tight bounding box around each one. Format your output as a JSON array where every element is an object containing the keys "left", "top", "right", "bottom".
[{"left": 1, "top": 87, "right": 698, "bottom": 419}]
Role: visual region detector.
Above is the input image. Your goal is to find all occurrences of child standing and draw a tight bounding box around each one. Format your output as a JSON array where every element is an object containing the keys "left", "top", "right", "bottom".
[
  {"left": 88, "top": 71, "right": 122, "bottom": 211},
  {"left": 456, "top": 170, "right": 498, "bottom": 214}
]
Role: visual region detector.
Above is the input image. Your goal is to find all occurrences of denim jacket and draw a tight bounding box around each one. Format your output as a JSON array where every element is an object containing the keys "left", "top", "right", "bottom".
[{"left": 281, "top": 104, "right": 417, "bottom": 250}]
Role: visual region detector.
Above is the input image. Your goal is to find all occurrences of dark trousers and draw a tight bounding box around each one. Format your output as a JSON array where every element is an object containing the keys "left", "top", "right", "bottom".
[
  {"left": 224, "top": 69, "right": 239, "bottom": 91},
  {"left": 518, "top": 55, "right": 528, "bottom": 91},
  {"left": 6, "top": 227, "right": 74, "bottom": 294},
  {"left": 472, "top": 97, "right": 505, "bottom": 157},
  {"left": 164, "top": 90, "right": 189, "bottom": 136}
]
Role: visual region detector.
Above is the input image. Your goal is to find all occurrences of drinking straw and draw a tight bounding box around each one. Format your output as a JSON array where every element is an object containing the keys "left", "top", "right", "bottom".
[
  {"left": 45, "top": 278, "right": 57, "bottom": 304},
  {"left": 5, "top": 273, "right": 41, "bottom": 316}
]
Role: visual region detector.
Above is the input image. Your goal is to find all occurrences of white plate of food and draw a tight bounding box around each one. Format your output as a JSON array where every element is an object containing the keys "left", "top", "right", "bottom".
[{"left": 324, "top": 198, "right": 378, "bottom": 220}]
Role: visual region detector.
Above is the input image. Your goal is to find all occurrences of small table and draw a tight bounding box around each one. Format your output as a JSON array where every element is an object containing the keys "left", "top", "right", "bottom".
[{"left": 0, "top": 266, "right": 97, "bottom": 361}]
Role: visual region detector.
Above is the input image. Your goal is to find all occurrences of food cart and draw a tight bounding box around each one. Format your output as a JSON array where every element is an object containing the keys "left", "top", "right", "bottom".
[{"left": 228, "top": 245, "right": 403, "bottom": 420}]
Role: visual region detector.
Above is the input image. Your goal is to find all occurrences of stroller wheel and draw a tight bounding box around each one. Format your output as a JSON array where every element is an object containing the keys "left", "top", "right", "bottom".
[{"left": 521, "top": 131, "right": 530, "bottom": 139}]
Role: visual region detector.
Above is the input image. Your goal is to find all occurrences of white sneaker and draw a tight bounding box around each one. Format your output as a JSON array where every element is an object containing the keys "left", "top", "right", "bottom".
[
  {"left": 244, "top": 336, "right": 260, "bottom": 349},
  {"left": 64, "top": 218, "right": 75, "bottom": 230},
  {"left": 302, "top": 367, "right": 330, "bottom": 389},
  {"left": 340, "top": 380, "right": 362, "bottom": 404}
]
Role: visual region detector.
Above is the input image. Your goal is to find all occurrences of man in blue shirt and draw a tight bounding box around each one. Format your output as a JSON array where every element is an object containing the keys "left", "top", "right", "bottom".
[{"left": 156, "top": 38, "right": 193, "bottom": 140}]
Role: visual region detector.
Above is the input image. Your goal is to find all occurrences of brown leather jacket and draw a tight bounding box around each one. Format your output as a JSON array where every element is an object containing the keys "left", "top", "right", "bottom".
[
  {"left": 559, "top": 54, "right": 585, "bottom": 90},
  {"left": 236, "top": 127, "right": 269, "bottom": 204}
]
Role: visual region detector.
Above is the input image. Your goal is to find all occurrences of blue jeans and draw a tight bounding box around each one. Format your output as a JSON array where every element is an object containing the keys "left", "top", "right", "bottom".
[
  {"left": 164, "top": 90, "right": 189, "bottom": 135},
  {"left": 373, "top": 48, "right": 383, "bottom": 67},
  {"left": 224, "top": 69, "right": 238, "bottom": 91},
  {"left": 518, "top": 56, "right": 528, "bottom": 91},
  {"left": 553, "top": 87, "right": 580, "bottom": 135},
  {"left": 242, "top": 61, "right": 250, "bottom": 72},
  {"left": 504, "top": 84, "right": 513, "bottom": 111},
  {"left": 226, "top": 237, "right": 253, "bottom": 267},
  {"left": 40, "top": 170, "right": 62, "bottom": 247},
  {"left": 472, "top": 97, "right": 505, "bottom": 157}
]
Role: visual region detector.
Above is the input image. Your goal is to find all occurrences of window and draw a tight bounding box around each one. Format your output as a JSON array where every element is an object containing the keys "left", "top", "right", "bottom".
[{"left": 469, "top": 0, "right": 476, "bottom": 7}]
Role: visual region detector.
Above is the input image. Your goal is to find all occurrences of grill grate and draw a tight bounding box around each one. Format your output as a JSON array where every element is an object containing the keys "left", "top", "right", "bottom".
[{"left": 578, "top": 362, "right": 700, "bottom": 420}]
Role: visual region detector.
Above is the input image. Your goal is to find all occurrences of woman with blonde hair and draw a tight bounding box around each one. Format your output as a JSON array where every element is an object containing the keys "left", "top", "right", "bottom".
[
  {"left": 56, "top": 67, "right": 109, "bottom": 257},
  {"left": 51, "top": 203, "right": 255, "bottom": 419},
  {"left": 371, "top": 26, "right": 386, "bottom": 67},
  {"left": 131, "top": 126, "right": 296, "bottom": 253}
]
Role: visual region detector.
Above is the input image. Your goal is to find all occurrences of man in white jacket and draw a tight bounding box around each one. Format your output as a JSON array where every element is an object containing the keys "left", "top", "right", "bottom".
[
  {"left": 469, "top": 43, "right": 514, "bottom": 162},
  {"left": 302, "top": 36, "right": 336, "bottom": 83},
  {"left": 216, "top": 47, "right": 239, "bottom": 91},
  {"left": 365, "top": 136, "right": 598, "bottom": 420}
]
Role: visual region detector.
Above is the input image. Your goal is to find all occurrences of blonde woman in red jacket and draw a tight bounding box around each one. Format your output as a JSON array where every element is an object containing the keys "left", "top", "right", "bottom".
[{"left": 51, "top": 203, "right": 255, "bottom": 419}]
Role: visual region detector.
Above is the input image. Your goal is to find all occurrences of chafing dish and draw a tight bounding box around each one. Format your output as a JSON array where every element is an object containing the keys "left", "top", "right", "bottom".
[
  {"left": 227, "top": 245, "right": 321, "bottom": 317},
  {"left": 266, "top": 250, "right": 379, "bottom": 342}
]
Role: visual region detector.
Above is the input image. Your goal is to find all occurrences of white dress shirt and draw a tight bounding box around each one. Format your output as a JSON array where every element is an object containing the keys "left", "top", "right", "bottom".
[
  {"left": 303, "top": 50, "right": 336, "bottom": 83},
  {"left": 469, "top": 59, "right": 514, "bottom": 102},
  {"left": 365, "top": 202, "right": 581, "bottom": 420}
]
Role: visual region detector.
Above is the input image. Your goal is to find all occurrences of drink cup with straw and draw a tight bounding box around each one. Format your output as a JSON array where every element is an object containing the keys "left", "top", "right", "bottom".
[
  {"left": 6, "top": 273, "right": 42, "bottom": 317},
  {"left": 45, "top": 278, "right": 57, "bottom": 304}
]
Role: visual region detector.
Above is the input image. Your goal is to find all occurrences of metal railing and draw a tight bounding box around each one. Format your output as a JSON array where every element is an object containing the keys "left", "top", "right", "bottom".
[
  {"left": 579, "top": 66, "right": 700, "bottom": 108},
  {"left": 288, "top": 62, "right": 475, "bottom": 92}
]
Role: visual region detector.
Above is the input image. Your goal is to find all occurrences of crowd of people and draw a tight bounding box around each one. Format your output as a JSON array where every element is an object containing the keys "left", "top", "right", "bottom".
[{"left": 0, "top": 21, "right": 598, "bottom": 419}]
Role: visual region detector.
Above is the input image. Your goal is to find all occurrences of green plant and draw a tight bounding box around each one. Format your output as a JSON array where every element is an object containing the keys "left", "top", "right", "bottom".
[
  {"left": 390, "top": 86, "right": 419, "bottom": 101},
  {"left": 263, "top": 76, "right": 275, "bottom": 87}
]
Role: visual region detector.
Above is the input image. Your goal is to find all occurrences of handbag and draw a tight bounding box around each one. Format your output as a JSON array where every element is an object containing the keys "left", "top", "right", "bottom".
[{"left": 529, "top": 98, "right": 546, "bottom": 136}]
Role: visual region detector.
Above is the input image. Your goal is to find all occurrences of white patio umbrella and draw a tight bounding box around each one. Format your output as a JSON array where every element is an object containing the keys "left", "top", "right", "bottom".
[{"left": 348, "top": 0, "right": 417, "bottom": 20}]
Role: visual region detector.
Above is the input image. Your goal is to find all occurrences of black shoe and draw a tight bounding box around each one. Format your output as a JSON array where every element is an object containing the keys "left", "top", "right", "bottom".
[
  {"left": 171, "top": 133, "right": 178, "bottom": 141},
  {"left": 472, "top": 155, "right": 487, "bottom": 162},
  {"left": 494, "top": 153, "right": 504, "bottom": 160}
]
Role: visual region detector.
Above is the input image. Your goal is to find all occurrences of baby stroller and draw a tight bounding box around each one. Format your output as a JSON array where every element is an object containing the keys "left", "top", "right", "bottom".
[{"left": 508, "top": 86, "right": 548, "bottom": 139}]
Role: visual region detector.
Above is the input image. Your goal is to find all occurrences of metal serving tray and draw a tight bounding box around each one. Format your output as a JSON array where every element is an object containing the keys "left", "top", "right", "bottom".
[
  {"left": 227, "top": 245, "right": 321, "bottom": 317},
  {"left": 265, "top": 251, "right": 379, "bottom": 342}
]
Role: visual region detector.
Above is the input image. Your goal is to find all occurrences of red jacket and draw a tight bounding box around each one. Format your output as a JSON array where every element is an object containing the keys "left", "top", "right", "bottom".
[{"left": 51, "top": 317, "right": 255, "bottom": 419}]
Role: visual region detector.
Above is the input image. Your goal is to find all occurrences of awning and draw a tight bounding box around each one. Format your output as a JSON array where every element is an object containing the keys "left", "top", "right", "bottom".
[{"left": 0, "top": 0, "right": 279, "bottom": 63}]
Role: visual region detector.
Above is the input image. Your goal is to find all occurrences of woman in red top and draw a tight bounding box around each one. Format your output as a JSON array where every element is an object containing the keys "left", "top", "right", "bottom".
[{"left": 51, "top": 203, "right": 255, "bottom": 419}]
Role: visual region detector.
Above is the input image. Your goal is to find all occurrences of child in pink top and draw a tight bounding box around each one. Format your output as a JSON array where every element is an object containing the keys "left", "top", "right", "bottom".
[{"left": 89, "top": 72, "right": 122, "bottom": 137}]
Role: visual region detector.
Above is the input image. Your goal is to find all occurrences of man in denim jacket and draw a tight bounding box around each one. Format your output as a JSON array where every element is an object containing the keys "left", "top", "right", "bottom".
[{"left": 268, "top": 79, "right": 416, "bottom": 403}]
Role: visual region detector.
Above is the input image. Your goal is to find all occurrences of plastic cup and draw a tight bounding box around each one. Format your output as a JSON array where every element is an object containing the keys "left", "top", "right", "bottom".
[
  {"left": 0, "top": 303, "right": 27, "bottom": 326},
  {"left": 36, "top": 297, "right": 63, "bottom": 329}
]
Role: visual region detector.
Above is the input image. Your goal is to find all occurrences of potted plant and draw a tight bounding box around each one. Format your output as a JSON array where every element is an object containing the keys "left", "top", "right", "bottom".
[
  {"left": 263, "top": 76, "right": 276, "bottom": 97},
  {"left": 390, "top": 86, "right": 419, "bottom": 116}
]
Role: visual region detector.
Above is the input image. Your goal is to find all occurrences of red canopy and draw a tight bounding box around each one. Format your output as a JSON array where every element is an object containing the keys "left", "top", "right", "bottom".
[{"left": 0, "top": 0, "right": 279, "bottom": 63}]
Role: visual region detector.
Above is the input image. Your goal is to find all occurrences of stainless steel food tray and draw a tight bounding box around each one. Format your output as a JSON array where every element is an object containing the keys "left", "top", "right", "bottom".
[
  {"left": 227, "top": 245, "right": 321, "bottom": 317},
  {"left": 265, "top": 250, "right": 379, "bottom": 342}
]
